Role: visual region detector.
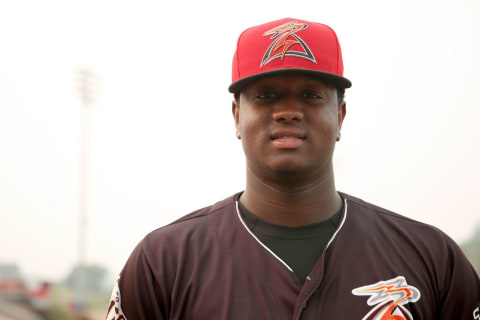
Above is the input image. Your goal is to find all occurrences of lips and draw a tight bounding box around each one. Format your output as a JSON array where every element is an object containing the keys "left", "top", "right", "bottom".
[
  {"left": 270, "top": 129, "right": 305, "bottom": 148},
  {"left": 271, "top": 129, "right": 305, "bottom": 140}
]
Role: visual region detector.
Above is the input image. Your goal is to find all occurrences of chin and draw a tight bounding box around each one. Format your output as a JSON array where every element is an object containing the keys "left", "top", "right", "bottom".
[{"left": 264, "top": 162, "right": 310, "bottom": 176}]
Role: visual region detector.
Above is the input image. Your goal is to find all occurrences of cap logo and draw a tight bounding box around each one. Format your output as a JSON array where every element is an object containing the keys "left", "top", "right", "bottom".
[{"left": 260, "top": 21, "right": 317, "bottom": 67}]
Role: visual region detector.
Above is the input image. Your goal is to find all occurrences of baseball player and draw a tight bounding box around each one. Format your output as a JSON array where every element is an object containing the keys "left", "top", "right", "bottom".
[{"left": 106, "top": 18, "right": 480, "bottom": 320}]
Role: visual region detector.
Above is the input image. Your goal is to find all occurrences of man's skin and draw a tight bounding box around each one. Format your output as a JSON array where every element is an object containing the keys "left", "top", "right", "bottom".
[{"left": 232, "top": 72, "right": 346, "bottom": 227}]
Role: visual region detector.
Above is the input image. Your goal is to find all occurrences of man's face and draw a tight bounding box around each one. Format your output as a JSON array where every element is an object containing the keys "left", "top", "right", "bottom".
[{"left": 232, "top": 72, "right": 346, "bottom": 182}]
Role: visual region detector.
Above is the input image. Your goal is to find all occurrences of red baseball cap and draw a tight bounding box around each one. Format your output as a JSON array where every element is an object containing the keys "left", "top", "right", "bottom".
[{"left": 228, "top": 18, "right": 352, "bottom": 93}]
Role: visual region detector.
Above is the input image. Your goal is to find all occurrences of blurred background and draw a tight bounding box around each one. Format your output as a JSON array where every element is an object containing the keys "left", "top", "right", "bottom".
[{"left": 0, "top": 0, "right": 479, "bottom": 319}]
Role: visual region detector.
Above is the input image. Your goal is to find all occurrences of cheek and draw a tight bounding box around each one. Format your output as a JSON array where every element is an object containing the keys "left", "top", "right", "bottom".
[
  {"left": 239, "top": 110, "right": 266, "bottom": 137},
  {"left": 240, "top": 125, "right": 265, "bottom": 150},
  {"left": 238, "top": 115, "right": 268, "bottom": 154},
  {"left": 310, "top": 112, "right": 339, "bottom": 138}
]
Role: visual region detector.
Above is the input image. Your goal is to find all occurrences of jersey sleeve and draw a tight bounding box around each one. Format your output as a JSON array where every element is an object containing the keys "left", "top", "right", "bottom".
[
  {"left": 105, "top": 241, "right": 169, "bottom": 320},
  {"left": 436, "top": 236, "right": 480, "bottom": 319}
]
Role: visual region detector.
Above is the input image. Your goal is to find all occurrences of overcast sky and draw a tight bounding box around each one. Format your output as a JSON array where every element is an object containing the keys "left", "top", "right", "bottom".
[{"left": 0, "top": 0, "right": 479, "bottom": 282}]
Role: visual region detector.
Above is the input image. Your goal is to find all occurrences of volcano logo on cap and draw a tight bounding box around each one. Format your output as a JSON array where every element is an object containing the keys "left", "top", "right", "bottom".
[{"left": 260, "top": 21, "right": 317, "bottom": 67}]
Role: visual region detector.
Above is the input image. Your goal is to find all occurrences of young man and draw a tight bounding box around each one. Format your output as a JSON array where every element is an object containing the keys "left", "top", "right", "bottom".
[{"left": 106, "top": 18, "right": 480, "bottom": 320}]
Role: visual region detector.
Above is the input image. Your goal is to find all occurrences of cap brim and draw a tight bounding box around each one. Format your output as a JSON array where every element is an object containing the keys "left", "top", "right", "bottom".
[{"left": 228, "top": 68, "right": 352, "bottom": 93}]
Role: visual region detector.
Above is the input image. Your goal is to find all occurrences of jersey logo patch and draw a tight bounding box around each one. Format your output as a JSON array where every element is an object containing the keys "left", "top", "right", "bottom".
[
  {"left": 260, "top": 21, "right": 316, "bottom": 67},
  {"left": 352, "top": 276, "right": 421, "bottom": 320},
  {"left": 105, "top": 280, "right": 127, "bottom": 320}
]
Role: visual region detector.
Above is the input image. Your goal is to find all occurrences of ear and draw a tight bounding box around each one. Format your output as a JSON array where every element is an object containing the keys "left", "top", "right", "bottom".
[
  {"left": 336, "top": 101, "right": 346, "bottom": 141},
  {"left": 232, "top": 99, "right": 241, "bottom": 139}
]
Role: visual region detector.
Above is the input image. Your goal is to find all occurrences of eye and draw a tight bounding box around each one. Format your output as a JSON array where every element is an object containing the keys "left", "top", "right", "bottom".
[
  {"left": 302, "top": 90, "right": 324, "bottom": 100},
  {"left": 255, "top": 91, "right": 276, "bottom": 100},
  {"left": 252, "top": 90, "right": 278, "bottom": 104}
]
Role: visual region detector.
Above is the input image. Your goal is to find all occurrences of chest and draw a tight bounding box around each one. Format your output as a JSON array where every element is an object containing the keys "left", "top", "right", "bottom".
[{"left": 166, "top": 240, "right": 438, "bottom": 320}]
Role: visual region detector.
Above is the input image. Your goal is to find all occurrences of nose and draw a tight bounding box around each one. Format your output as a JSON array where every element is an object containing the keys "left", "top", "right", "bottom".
[{"left": 272, "top": 101, "right": 304, "bottom": 123}]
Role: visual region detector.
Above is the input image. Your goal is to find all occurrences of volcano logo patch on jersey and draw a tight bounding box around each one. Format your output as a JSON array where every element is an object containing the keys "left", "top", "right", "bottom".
[
  {"left": 352, "top": 276, "right": 421, "bottom": 320},
  {"left": 106, "top": 280, "right": 127, "bottom": 320},
  {"left": 260, "top": 21, "right": 316, "bottom": 67}
]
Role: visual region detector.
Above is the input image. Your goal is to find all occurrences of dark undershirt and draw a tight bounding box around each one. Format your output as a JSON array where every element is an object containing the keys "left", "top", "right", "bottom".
[{"left": 238, "top": 198, "right": 343, "bottom": 284}]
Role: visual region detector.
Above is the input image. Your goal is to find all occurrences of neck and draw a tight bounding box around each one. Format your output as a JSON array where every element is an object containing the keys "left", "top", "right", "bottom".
[{"left": 240, "top": 164, "right": 342, "bottom": 227}]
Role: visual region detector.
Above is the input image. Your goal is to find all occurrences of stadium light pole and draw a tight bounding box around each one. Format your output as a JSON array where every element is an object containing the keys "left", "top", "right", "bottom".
[{"left": 75, "top": 68, "right": 96, "bottom": 313}]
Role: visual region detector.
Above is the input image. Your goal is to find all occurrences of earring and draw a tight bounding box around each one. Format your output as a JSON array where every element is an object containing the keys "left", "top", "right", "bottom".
[{"left": 336, "top": 132, "right": 341, "bottom": 141}]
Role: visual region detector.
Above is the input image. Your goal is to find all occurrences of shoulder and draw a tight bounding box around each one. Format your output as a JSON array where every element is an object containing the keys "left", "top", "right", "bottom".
[
  {"left": 139, "top": 193, "right": 239, "bottom": 256},
  {"left": 341, "top": 192, "right": 449, "bottom": 239},
  {"left": 342, "top": 192, "right": 425, "bottom": 223},
  {"left": 119, "top": 193, "right": 240, "bottom": 290},
  {"left": 338, "top": 193, "right": 480, "bottom": 301},
  {"left": 339, "top": 192, "right": 467, "bottom": 266}
]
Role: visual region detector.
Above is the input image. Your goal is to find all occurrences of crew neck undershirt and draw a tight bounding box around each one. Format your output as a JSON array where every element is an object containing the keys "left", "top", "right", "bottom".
[{"left": 238, "top": 198, "right": 343, "bottom": 284}]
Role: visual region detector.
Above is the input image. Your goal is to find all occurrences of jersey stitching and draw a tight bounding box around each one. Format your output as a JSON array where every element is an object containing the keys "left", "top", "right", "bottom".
[
  {"left": 139, "top": 242, "right": 164, "bottom": 288},
  {"left": 158, "top": 197, "right": 235, "bottom": 229},
  {"left": 343, "top": 194, "right": 433, "bottom": 227},
  {"left": 234, "top": 201, "right": 294, "bottom": 272},
  {"left": 325, "top": 197, "right": 348, "bottom": 250},
  {"left": 170, "top": 212, "right": 209, "bottom": 225},
  {"left": 293, "top": 198, "right": 349, "bottom": 320}
]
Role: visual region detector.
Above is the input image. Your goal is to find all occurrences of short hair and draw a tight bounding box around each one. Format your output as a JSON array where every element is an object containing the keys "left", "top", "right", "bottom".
[{"left": 337, "top": 87, "right": 345, "bottom": 103}]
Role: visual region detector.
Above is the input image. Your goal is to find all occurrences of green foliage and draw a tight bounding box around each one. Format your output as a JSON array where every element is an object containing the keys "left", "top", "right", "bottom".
[
  {"left": 45, "top": 285, "right": 75, "bottom": 320},
  {"left": 460, "top": 225, "right": 480, "bottom": 275},
  {"left": 0, "top": 263, "right": 21, "bottom": 280},
  {"left": 45, "top": 305, "right": 76, "bottom": 320},
  {"left": 64, "top": 264, "right": 110, "bottom": 294},
  {"left": 46, "top": 283, "right": 109, "bottom": 320}
]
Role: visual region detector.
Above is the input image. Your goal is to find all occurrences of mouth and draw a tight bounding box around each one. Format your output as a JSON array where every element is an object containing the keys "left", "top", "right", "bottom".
[
  {"left": 270, "top": 130, "right": 306, "bottom": 140},
  {"left": 270, "top": 130, "right": 305, "bottom": 148}
]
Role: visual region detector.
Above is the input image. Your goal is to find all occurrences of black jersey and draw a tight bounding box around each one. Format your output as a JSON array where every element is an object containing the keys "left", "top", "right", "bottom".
[{"left": 106, "top": 192, "right": 480, "bottom": 319}]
